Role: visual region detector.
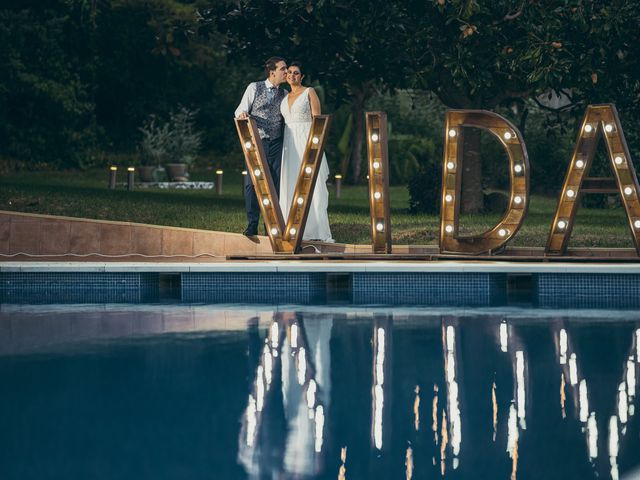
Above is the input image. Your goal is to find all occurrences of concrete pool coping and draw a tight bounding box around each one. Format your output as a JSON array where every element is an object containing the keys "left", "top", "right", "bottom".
[{"left": 2, "top": 260, "right": 640, "bottom": 274}]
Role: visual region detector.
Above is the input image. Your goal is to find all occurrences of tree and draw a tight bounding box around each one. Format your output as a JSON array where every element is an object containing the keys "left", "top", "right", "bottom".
[
  {"left": 402, "top": 0, "right": 640, "bottom": 212},
  {"left": 0, "top": 0, "right": 98, "bottom": 168},
  {"left": 215, "top": 0, "right": 409, "bottom": 183}
]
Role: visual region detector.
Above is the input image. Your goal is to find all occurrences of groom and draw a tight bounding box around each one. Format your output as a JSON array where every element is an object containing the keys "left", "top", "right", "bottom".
[{"left": 235, "top": 56, "right": 288, "bottom": 237}]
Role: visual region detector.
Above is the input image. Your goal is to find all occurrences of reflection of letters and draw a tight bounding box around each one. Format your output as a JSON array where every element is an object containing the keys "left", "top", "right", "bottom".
[
  {"left": 238, "top": 312, "right": 333, "bottom": 478},
  {"left": 551, "top": 321, "right": 640, "bottom": 478}
]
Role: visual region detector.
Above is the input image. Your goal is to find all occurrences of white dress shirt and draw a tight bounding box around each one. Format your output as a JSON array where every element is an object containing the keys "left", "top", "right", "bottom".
[{"left": 234, "top": 79, "right": 278, "bottom": 119}]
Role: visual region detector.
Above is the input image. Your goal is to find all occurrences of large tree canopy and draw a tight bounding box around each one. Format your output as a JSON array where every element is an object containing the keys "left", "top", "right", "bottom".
[
  {"left": 216, "top": 0, "right": 640, "bottom": 208},
  {"left": 216, "top": 0, "right": 411, "bottom": 182},
  {"left": 2, "top": 0, "right": 639, "bottom": 199}
]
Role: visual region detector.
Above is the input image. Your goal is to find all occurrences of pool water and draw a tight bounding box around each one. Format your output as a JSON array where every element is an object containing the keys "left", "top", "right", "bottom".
[{"left": 0, "top": 305, "right": 639, "bottom": 479}]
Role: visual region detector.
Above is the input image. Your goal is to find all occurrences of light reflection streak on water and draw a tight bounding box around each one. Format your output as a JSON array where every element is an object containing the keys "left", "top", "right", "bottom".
[
  {"left": 314, "top": 405, "right": 324, "bottom": 453},
  {"left": 492, "top": 381, "right": 498, "bottom": 441},
  {"left": 256, "top": 365, "right": 265, "bottom": 412},
  {"left": 270, "top": 322, "right": 279, "bottom": 352},
  {"left": 440, "top": 410, "right": 448, "bottom": 475},
  {"left": 374, "top": 385, "right": 384, "bottom": 449},
  {"left": 507, "top": 403, "right": 519, "bottom": 480},
  {"left": 569, "top": 353, "right": 578, "bottom": 386},
  {"left": 444, "top": 324, "right": 461, "bottom": 460},
  {"left": 307, "top": 379, "right": 317, "bottom": 410},
  {"left": 609, "top": 416, "right": 620, "bottom": 480},
  {"left": 413, "top": 385, "right": 420, "bottom": 432},
  {"left": 500, "top": 322, "right": 508, "bottom": 352},
  {"left": 516, "top": 351, "right": 526, "bottom": 429},
  {"left": 619, "top": 383, "right": 628, "bottom": 425},
  {"left": 297, "top": 347, "right": 307, "bottom": 385},
  {"left": 579, "top": 379, "right": 589, "bottom": 423},
  {"left": 290, "top": 323, "right": 298, "bottom": 348},
  {"left": 263, "top": 347, "right": 273, "bottom": 386},
  {"left": 246, "top": 395, "right": 257, "bottom": 447},
  {"left": 432, "top": 385, "right": 439, "bottom": 444},
  {"left": 373, "top": 326, "right": 386, "bottom": 450},
  {"left": 587, "top": 413, "right": 598, "bottom": 460},
  {"left": 406, "top": 446, "right": 414, "bottom": 480},
  {"left": 628, "top": 358, "right": 636, "bottom": 399},
  {"left": 337, "top": 447, "right": 347, "bottom": 480},
  {"left": 560, "top": 373, "right": 566, "bottom": 419},
  {"left": 559, "top": 329, "right": 568, "bottom": 364}
]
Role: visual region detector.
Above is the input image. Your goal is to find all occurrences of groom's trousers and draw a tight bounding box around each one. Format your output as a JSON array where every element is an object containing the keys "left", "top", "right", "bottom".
[{"left": 245, "top": 135, "right": 283, "bottom": 230}]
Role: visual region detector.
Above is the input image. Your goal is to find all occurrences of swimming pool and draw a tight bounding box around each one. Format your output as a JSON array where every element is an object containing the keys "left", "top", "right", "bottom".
[{"left": 0, "top": 304, "right": 638, "bottom": 479}]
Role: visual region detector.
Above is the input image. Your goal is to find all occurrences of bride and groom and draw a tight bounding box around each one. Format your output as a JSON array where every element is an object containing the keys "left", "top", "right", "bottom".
[{"left": 235, "top": 56, "right": 333, "bottom": 243}]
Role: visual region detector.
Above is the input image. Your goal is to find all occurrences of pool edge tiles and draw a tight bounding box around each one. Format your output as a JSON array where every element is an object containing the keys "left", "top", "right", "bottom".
[
  {"left": 181, "top": 272, "right": 326, "bottom": 304},
  {"left": 0, "top": 272, "right": 160, "bottom": 304},
  {"left": 2, "top": 262, "right": 640, "bottom": 308},
  {"left": 536, "top": 273, "right": 640, "bottom": 309},
  {"left": 352, "top": 272, "right": 507, "bottom": 306}
]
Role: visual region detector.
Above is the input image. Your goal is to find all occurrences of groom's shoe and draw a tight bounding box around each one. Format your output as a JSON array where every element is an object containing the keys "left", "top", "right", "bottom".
[{"left": 243, "top": 225, "right": 258, "bottom": 237}]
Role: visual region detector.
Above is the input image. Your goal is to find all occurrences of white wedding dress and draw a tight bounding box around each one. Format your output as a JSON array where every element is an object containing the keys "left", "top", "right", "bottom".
[{"left": 279, "top": 88, "right": 333, "bottom": 242}]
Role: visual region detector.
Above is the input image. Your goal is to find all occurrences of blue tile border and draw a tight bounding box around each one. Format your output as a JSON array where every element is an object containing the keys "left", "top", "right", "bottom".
[
  {"left": 536, "top": 273, "right": 640, "bottom": 309},
  {"left": 181, "top": 272, "right": 326, "bottom": 304},
  {"left": 352, "top": 272, "right": 506, "bottom": 306},
  {"left": 0, "top": 272, "right": 159, "bottom": 304},
  {"left": 1, "top": 270, "right": 640, "bottom": 308}
]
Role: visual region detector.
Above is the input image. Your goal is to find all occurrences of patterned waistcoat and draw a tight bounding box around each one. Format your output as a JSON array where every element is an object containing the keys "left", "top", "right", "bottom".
[{"left": 250, "top": 82, "right": 285, "bottom": 140}]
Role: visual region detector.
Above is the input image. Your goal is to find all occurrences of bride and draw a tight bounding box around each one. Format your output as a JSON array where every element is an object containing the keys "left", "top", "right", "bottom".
[{"left": 279, "top": 61, "right": 333, "bottom": 243}]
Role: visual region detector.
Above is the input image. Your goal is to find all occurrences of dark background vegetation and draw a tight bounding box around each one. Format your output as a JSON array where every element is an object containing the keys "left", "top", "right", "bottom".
[{"left": 1, "top": 0, "right": 639, "bottom": 213}]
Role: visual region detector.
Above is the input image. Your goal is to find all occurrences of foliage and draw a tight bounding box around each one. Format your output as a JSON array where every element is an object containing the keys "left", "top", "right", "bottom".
[
  {"left": 166, "top": 107, "right": 202, "bottom": 165},
  {"left": 367, "top": 90, "right": 445, "bottom": 184},
  {"left": 407, "top": 161, "right": 442, "bottom": 215},
  {"left": 215, "top": 0, "right": 410, "bottom": 182},
  {"left": 2, "top": 0, "right": 640, "bottom": 211},
  {"left": 139, "top": 115, "right": 171, "bottom": 166},
  {"left": 0, "top": 1, "right": 98, "bottom": 169},
  {"left": 0, "top": 0, "right": 239, "bottom": 170},
  {"left": 138, "top": 107, "right": 202, "bottom": 166}
]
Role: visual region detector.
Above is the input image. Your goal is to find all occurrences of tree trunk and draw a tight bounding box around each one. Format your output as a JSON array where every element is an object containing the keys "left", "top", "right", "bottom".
[
  {"left": 518, "top": 107, "right": 529, "bottom": 138},
  {"left": 461, "top": 127, "right": 483, "bottom": 214}
]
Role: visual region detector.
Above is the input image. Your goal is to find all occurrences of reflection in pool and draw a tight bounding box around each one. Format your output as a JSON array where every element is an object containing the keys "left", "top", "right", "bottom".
[{"left": 0, "top": 306, "right": 639, "bottom": 479}]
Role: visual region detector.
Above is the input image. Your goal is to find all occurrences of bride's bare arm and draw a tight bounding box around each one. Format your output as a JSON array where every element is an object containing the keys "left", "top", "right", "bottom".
[{"left": 309, "top": 88, "right": 321, "bottom": 116}]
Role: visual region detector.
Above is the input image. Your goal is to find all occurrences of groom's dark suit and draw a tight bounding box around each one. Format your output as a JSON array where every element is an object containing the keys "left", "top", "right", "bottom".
[{"left": 235, "top": 80, "right": 286, "bottom": 236}]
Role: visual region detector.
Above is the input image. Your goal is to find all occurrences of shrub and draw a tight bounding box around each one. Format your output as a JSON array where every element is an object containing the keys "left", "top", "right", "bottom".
[
  {"left": 137, "top": 107, "right": 202, "bottom": 167},
  {"left": 166, "top": 107, "right": 202, "bottom": 166},
  {"left": 139, "top": 115, "right": 171, "bottom": 166}
]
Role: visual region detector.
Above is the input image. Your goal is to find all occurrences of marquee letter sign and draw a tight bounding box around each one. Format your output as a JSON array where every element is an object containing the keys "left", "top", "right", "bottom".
[
  {"left": 366, "top": 112, "right": 392, "bottom": 253},
  {"left": 235, "top": 104, "right": 640, "bottom": 259},
  {"left": 546, "top": 104, "right": 640, "bottom": 255},
  {"left": 440, "top": 110, "right": 530, "bottom": 255},
  {"left": 235, "top": 115, "right": 331, "bottom": 253}
]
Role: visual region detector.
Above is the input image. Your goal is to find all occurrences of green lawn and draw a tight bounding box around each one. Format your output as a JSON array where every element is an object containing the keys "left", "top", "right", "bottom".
[{"left": 0, "top": 169, "right": 634, "bottom": 248}]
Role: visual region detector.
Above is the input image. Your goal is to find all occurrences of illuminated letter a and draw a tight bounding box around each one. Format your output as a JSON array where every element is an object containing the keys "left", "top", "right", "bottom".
[{"left": 546, "top": 104, "right": 640, "bottom": 255}]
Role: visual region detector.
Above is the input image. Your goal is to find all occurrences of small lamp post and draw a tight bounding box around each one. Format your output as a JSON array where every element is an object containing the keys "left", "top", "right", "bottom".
[
  {"left": 241, "top": 170, "right": 247, "bottom": 195},
  {"left": 108, "top": 166, "right": 117, "bottom": 189},
  {"left": 335, "top": 174, "right": 342, "bottom": 199},
  {"left": 127, "top": 167, "right": 135, "bottom": 190},
  {"left": 216, "top": 169, "right": 224, "bottom": 195}
]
